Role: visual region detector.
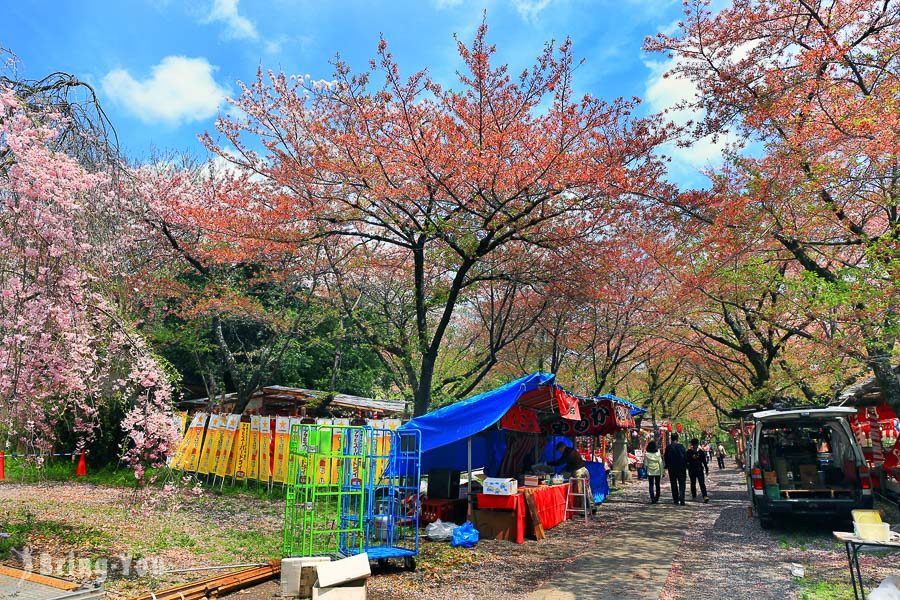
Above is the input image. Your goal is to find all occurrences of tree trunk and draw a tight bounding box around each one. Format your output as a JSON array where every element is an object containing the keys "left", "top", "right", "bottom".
[
  {"left": 867, "top": 347, "right": 900, "bottom": 416},
  {"left": 414, "top": 353, "right": 437, "bottom": 417}
]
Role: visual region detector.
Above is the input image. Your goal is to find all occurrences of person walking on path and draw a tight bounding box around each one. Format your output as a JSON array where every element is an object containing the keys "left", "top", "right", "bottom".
[
  {"left": 644, "top": 441, "right": 664, "bottom": 503},
  {"left": 664, "top": 433, "right": 687, "bottom": 505},
  {"left": 687, "top": 438, "right": 710, "bottom": 503},
  {"left": 716, "top": 442, "right": 727, "bottom": 469}
]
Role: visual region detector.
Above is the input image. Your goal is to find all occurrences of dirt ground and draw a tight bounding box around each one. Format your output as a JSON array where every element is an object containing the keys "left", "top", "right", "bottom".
[{"left": 2, "top": 470, "right": 899, "bottom": 599}]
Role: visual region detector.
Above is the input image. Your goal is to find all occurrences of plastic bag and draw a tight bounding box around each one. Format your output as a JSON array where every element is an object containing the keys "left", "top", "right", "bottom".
[
  {"left": 425, "top": 519, "right": 457, "bottom": 541},
  {"left": 450, "top": 521, "right": 479, "bottom": 548}
]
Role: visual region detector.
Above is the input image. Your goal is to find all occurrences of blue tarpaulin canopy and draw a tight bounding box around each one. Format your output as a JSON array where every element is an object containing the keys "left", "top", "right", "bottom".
[
  {"left": 400, "top": 372, "right": 639, "bottom": 506},
  {"left": 401, "top": 372, "right": 555, "bottom": 466},
  {"left": 594, "top": 393, "right": 647, "bottom": 416},
  {"left": 400, "top": 372, "right": 643, "bottom": 474}
]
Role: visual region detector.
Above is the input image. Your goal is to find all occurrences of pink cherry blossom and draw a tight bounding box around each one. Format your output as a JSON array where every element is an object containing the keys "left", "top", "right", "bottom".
[{"left": 0, "top": 84, "right": 179, "bottom": 486}]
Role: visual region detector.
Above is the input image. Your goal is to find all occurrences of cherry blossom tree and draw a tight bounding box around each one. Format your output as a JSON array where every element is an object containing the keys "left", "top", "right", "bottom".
[
  {"left": 204, "top": 23, "right": 671, "bottom": 415},
  {"left": 0, "top": 78, "right": 177, "bottom": 481},
  {"left": 645, "top": 0, "right": 900, "bottom": 412}
]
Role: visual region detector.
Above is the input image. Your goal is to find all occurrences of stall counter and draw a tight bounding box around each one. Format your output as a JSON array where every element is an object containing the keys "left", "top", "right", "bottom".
[{"left": 475, "top": 482, "right": 570, "bottom": 544}]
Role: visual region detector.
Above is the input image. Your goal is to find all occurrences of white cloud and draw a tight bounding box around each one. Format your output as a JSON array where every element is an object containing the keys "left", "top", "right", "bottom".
[
  {"left": 205, "top": 0, "right": 258, "bottom": 40},
  {"left": 644, "top": 56, "right": 735, "bottom": 173},
  {"left": 643, "top": 36, "right": 765, "bottom": 176},
  {"left": 264, "top": 38, "right": 284, "bottom": 55},
  {"left": 101, "top": 56, "right": 229, "bottom": 126},
  {"left": 433, "top": 0, "right": 465, "bottom": 8},
  {"left": 512, "top": 0, "right": 553, "bottom": 21}
]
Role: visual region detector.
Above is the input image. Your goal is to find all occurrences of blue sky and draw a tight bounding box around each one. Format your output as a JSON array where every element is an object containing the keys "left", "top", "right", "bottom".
[{"left": 2, "top": 0, "right": 719, "bottom": 184}]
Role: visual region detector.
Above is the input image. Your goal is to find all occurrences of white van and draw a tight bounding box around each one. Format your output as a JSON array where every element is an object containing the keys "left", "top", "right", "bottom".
[{"left": 747, "top": 406, "right": 873, "bottom": 528}]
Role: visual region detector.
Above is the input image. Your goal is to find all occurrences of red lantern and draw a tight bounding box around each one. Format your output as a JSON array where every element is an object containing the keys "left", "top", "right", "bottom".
[
  {"left": 676, "top": 423, "right": 683, "bottom": 433},
  {"left": 666, "top": 423, "right": 673, "bottom": 432}
]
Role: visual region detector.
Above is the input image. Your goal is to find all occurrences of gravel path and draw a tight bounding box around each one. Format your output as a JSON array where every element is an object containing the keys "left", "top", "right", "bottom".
[
  {"left": 659, "top": 467, "right": 798, "bottom": 600},
  {"left": 661, "top": 467, "right": 900, "bottom": 600},
  {"left": 367, "top": 478, "right": 651, "bottom": 600},
  {"left": 6, "top": 472, "right": 898, "bottom": 599}
]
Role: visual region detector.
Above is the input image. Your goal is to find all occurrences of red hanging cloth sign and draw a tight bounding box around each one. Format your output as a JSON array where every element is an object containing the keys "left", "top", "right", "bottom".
[
  {"left": 555, "top": 387, "right": 581, "bottom": 421},
  {"left": 500, "top": 405, "right": 542, "bottom": 433}
]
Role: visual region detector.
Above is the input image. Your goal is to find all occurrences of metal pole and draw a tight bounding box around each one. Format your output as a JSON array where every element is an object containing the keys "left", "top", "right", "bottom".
[{"left": 467, "top": 436, "right": 472, "bottom": 486}]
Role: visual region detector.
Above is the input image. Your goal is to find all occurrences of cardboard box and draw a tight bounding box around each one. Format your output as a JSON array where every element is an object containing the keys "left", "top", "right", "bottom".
[
  {"left": 315, "top": 553, "right": 370, "bottom": 589},
  {"left": 523, "top": 475, "right": 542, "bottom": 487},
  {"left": 473, "top": 509, "right": 516, "bottom": 541},
  {"left": 282, "top": 557, "right": 332, "bottom": 598},
  {"left": 482, "top": 477, "right": 518, "bottom": 495},
  {"left": 763, "top": 471, "right": 778, "bottom": 485},
  {"left": 311, "top": 579, "right": 367, "bottom": 600}
]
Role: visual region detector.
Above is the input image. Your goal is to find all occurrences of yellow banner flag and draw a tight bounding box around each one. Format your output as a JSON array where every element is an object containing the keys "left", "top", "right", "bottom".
[
  {"left": 215, "top": 414, "right": 241, "bottom": 478},
  {"left": 257, "top": 416, "right": 272, "bottom": 483},
  {"left": 234, "top": 422, "right": 251, "bottom": 480},
  {"left": 197, "top": 414, "right": 222, "bottom": 475},
  {"left": 247, "top": 416, "right": 261, "bottom": 482},
  {"left": 183, "top": 413, "right": 208, "bottom": 472},
  {"left": 169, "top": 413, "right": 191, "bottom": 469},
  {"left": 319, "top": 418, "right": 339, "bottom": 485},
  {"left": 272, "top": 416, "right": 291, "bottom": 484}
]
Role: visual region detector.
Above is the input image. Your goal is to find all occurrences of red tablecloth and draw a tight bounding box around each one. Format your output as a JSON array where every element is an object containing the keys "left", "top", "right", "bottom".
[{"left": 476, "top": 483, "right": 570, "bottom": 544}]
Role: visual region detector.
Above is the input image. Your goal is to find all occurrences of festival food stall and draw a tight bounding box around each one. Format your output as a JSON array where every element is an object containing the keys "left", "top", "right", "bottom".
[
  {"left": 400, "top": 372, "right": 641, "bottom": 543},
  {"left": 838, "top": 369, "right": 900, "bottom": 500}
]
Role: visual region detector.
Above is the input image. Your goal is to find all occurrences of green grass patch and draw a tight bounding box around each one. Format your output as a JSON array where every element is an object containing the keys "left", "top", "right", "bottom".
[
  {"left": 2, "top": 458, "right": 147, "bottom": 487},
  {"left": 798, "top": 578, "right": 856, "bottom": 599},
  {"left": 2, "top": 459, "right": 288, "bottom": 504},
  {"left": 210, "top": 528, "right": 280, "bottom": 562},
  {"left": 776, "top": 530, "right": 842, "bottom": 552},
  {"left": 0, "top": 509, "right": 112, "bottom": 558},
  {"left": 150, "top": 527, "right": 198, "bottom": 552}
]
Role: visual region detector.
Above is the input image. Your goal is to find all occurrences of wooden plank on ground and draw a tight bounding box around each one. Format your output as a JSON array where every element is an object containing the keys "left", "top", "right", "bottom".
[
  {"left": 0, "top": 565, "right": 80, "bottom": 591},
  {"left": 129, "top": 561, "right": 280, "bottom": 600},
  {"left": 524, "top": 493, "right": 545, "bottom": 541}
]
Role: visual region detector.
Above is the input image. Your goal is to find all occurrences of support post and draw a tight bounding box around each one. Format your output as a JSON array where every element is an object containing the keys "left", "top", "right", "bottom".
[
  {"left": 467, "top": 436, "right": 473, "bottom": 519},
  {"left": 467, "top": 437, "right": 472, "bottom": 487}
]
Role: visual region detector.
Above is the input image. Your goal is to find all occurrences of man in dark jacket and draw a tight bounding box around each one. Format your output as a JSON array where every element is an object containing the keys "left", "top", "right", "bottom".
[
  {"left": 549, "top": 442, "right": 594, "bottom": 513},
  {"left": 549, "top": 441, "right": 586, "bottom": 473},
  {"left": 663, "top": 433, "right": 687, "bottom": 505},
  {"left": 687, "top": 438, "right": 710, "bottom": 503}
]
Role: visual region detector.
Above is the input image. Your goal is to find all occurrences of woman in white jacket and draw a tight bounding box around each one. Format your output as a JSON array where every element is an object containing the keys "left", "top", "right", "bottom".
[{"left": 643, "top": 441, "right": 664, "bottom": 504}]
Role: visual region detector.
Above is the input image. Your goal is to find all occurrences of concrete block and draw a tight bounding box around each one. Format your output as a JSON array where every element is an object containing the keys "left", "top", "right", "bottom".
[
  {"left": 282, "top": 557, "right": 331, "bottom": 597},
  {"left": 311, "top": 579, "right": 367, "bottom": 600},
  {"left": 314, "top": 554, "right": 370, "bottom": 589}
]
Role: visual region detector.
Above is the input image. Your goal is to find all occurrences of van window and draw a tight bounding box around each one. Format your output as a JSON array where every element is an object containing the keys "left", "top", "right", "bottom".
[{"left": 757, "top": 420, "right": 858, "bottom": 490}]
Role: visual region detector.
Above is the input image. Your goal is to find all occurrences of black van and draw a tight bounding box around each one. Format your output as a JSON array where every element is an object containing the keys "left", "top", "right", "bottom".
[{"left": 747, "top": 407, "right": 873, "bottom": 528}]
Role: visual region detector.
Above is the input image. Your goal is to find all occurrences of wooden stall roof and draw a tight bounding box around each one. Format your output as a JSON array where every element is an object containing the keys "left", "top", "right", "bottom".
[
  {"left": 178, "top": 385, "right": 407, "bottom": 416},
  {"left": 837, "top": 366, "right": 899, "bottom": 407}
]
